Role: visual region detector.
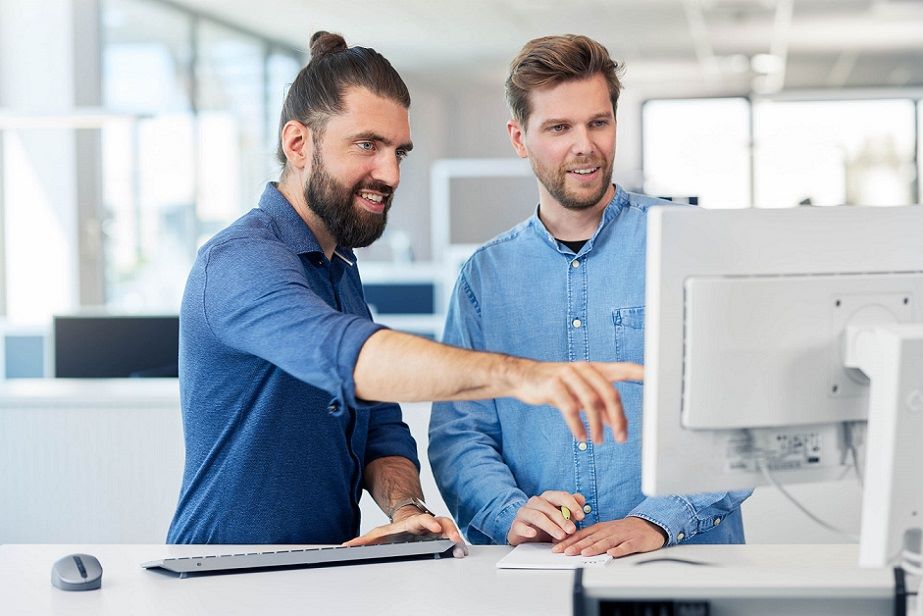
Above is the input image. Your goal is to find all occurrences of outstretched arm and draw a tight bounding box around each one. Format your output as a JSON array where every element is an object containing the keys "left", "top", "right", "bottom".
[{"left": 356, "top": 329, "right": 642, "bottom": 444}]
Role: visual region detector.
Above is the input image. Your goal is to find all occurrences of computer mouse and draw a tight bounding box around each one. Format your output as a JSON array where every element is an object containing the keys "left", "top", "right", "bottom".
[{"left": 51, "top": 553, "right": 103, "bottom": 591}]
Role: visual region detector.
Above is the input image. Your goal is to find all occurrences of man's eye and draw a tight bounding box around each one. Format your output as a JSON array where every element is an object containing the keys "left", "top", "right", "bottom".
[
  {"left": 550, "top": 124, "right": 567, "bottom": 133},
  {"left": 592, "top": 119, "right": 609, "bottom": 128},
  {"left": 357, "top": 141, "right": 375, "bottom": 151},
  {"left": 396, "top": 149, "right": 409, "bottom": 161}
]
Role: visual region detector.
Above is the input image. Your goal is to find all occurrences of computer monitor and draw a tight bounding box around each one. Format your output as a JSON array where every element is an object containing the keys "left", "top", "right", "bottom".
[
  {"left": 641, "top": 205, "right": 923, "bottom": 568},
  {"left": 53, "top": 315, "right": 179, "bottom": 378}
]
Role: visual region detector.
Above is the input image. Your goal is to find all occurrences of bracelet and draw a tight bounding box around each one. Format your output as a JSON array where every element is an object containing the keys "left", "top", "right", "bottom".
[{"left": 387, "top": 497, "right": 435, "bottom": 522}]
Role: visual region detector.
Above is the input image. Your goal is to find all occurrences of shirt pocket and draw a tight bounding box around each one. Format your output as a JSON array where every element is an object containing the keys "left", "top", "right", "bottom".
[{"left": 612, "top": 306, "right": 645, "bottom": 364}]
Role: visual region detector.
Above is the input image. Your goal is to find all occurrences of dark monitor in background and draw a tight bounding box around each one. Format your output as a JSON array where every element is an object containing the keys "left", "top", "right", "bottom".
[
  {"left": 656, "top": 195, "right": 699, "bottom": 205},
  {"left": 363, "top": 283, "right": 435, "bottom": 315},
  {"left": 53, "top": 315, "right": 179, "bottom": 378}
]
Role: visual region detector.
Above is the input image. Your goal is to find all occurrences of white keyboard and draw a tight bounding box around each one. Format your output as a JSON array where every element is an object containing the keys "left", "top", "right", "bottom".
[{"left": 142, "top": 535, "right": 457, "bottom": 577}]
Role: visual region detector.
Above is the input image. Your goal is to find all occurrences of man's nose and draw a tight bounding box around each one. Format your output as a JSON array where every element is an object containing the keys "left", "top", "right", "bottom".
[
  {"left": 570, "top": 127, "right": 594, "bottom": 157},
  {"left": 371, "top": 153, "right": 400, "bottom": 188}
]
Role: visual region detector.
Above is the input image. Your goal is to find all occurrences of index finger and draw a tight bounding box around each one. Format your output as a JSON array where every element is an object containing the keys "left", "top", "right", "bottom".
[
  {"left": 540, "top": 490, "right": 586, "bottom": 521},
  {"left": 594, "top": 362, "right": 644, "bottom": 383}
]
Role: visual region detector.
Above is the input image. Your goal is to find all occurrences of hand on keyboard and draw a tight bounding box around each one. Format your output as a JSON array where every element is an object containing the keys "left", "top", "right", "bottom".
[{"left": 343, "top": 513, "right": 469, "bottom": 558}]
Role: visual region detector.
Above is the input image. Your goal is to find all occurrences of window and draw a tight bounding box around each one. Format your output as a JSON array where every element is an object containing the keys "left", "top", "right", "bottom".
[
  {"left": 98, "top": 0, "right": 302, "bottom": 312},
  {"left": 643, "top": 96, "right": 920, "bottom": 210},
  {"left": 642, "top": 98, "right": 751, "bottom": 208},
  {"left": 753, "top": 99, "right": 917, "bottom": 208},
  {"left": 0, "top": 0, "right": 303, "bottom": 352},
  {"left": 196, "top": 22, "right": 269, "bottom": 241}
]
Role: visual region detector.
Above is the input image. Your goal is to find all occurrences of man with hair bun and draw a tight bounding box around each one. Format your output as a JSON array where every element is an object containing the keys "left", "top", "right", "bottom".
[
  {"left": 168, "top": 31, "right": 642, "bottom": 551},
  {"left": 429, "top": 34, "right": 751, "bottom": 558}
]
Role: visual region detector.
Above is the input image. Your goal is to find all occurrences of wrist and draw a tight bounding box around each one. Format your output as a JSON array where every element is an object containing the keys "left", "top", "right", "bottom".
[
  {"left": 387, "top": 497, "right": 434, "bottom": 523},
  {"left": 498, "top": 354, "right": 532, "bottom": 398},
  {"left": 631, "top": 516, "right": 669, "bottom": 546}
]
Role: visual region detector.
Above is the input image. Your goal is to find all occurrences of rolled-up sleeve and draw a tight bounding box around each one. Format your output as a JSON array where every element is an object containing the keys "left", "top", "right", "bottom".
[
  {"left": 201, "top": 237, "right": 384, "bottom": 410},
  {"left": 365, "top": 401, "right": 420, "bottom": 470}
]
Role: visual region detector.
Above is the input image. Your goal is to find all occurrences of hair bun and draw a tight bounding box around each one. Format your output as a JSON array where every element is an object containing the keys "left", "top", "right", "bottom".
[{"left": 309, "top": 31, "right": 348, "bottom": 59}]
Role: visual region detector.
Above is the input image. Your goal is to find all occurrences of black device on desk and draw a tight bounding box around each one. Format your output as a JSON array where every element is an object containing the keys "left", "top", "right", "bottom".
[
  {"left": 53, "top": 315, "right": 179, "bottom": 378},
  {"left": 142, "top": 534, "right": 457, "bottom": 578}
]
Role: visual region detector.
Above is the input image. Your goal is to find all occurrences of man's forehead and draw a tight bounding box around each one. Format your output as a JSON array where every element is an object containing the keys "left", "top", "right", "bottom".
[
  {"left": 332, "top": 86, "right": 411, "bottom": 142},
  {"left": 526, "top": 75, "right": 613, "bottom": 125}
]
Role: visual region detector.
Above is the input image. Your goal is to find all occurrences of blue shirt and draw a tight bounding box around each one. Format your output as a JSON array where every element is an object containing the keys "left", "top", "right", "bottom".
[
  {"left": 168, "top": 183, "right": 419, "bottom": 545},
  {"left": 428, "top": 186, "right": 751, "bottom": 546}
]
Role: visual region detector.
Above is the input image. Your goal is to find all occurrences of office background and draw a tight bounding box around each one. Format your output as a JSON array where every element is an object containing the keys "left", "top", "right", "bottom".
[{"left": 0, "top": 0, "right": 920, "bottom": 544}]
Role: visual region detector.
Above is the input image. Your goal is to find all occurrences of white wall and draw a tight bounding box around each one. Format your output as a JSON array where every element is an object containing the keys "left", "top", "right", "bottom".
[{"left": 0, "top": 380, "right": 183, "bottom": 543}]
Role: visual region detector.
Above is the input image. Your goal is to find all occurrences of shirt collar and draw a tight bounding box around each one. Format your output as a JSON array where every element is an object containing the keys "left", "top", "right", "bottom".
[
  {"left": 257, "top": 182, "right": 357, "bottom": 265},
  {"left": 528, "top": 184, "right": 628, "bottom": 255}
]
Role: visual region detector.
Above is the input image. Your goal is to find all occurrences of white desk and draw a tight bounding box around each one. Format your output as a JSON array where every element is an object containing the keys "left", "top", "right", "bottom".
[
  {"left": 0, "top": 544, "right": 569, "bottom": 615},
  {"left": 0, "top": 544, "right": 904, "bottom": 615}
]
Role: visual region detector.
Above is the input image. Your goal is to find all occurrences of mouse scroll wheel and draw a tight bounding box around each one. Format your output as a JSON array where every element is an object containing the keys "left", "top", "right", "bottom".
[{"left": 73, "top": 556, "right": 88, "bottom": 578}]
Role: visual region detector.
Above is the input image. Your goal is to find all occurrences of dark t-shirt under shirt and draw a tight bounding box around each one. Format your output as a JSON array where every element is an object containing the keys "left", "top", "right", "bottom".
[{"left": 557, "top": 238, "right": 589, "bottom": 254}]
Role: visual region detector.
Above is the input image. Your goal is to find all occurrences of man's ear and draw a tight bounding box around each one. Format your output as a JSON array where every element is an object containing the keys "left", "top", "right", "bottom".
[
  {"left": 507, "top": 119, "right": 528, "bottom": 159},
  {"left": 280, "top": 120, "right": 313, "bottom": 171}
]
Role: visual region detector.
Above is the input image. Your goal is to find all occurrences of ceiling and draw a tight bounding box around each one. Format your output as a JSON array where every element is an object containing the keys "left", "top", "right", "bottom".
[{"left": 169, "top": 0, "right": 923, "bottom": 92}]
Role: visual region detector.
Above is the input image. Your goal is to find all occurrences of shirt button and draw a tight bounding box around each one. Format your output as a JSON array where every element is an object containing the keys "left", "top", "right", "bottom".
[
  {"left": 577, "top": 442, "right": 588, "bottom": 451},
  {"left": 677, "top": 532, "right": 686, "bottom": 541},
  {"left": 327, "top": 403, "right": 338, "bottom": 412},
  {"left": 713, "top": 517, "right": 721, "bottom": 526},
  {"left": 572, "top": 319, "right": 582, "bottom": 328},
  {"left": 571, "top": 260, "right": 581, "bottom": 268},
  {"left": 583, "top": 504, "right": 592, "bottom": 514}
]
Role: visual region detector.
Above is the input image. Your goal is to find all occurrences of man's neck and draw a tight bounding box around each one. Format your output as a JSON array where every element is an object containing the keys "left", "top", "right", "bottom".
[
  {"left": 538, "top": 183, "right": 616, "bottom": 242},
  {"left": 277, "top": 175, "right": 338, "bottom": 260}
]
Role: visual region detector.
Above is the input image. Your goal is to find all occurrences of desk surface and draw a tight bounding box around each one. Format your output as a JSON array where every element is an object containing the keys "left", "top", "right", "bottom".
[
  {"left": 0, "top": 544, "right": 568, "bottom": 616},
  {"left": 0, "top": 543, "right": 895, "bottom": 615}
]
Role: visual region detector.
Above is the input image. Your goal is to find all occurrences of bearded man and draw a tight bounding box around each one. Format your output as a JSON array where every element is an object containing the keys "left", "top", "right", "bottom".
[{"left": 167, "top": 31, "right": 643, "bottom": 548}]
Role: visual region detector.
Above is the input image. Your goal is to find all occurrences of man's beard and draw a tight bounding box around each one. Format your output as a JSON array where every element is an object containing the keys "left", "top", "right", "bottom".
[
  {"left": 531, "top": 155, "right": 612, "bottom": 210},
  {"left": 304, "top": 150, "right": 392, "bottom": 249}
]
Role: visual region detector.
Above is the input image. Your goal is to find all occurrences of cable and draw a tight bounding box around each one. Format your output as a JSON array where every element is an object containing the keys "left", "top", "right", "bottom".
[
  {"left": 757, "top": 458, "right": 860, "bottom": 541},
  {"left": 900, "top": 544, "right": 923, "bottom": 605},
  {"left": 634, "top": 557, "right": 716, "bottom": 567},
  {"left": 844, "top": 421, "right": 864, "bottom": 488}
]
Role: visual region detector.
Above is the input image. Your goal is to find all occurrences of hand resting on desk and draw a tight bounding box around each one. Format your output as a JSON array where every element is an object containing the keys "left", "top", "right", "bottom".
[{"left": 552, "top": 516, "right": 667, "bottom": 558}]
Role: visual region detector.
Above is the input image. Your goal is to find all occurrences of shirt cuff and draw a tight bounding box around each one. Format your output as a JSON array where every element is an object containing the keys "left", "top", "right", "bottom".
[
  {"left": 364, "top": 408, "right": 420, "bottom": 472},
  {"left": 334, "top": 319, "right": 388, "bottom": 410},
  {"left": 490, "top": 498, "right": 527, "bottom": 545},
  {"left": 628, "top": 496, "right": 698, "bottom": 546}
]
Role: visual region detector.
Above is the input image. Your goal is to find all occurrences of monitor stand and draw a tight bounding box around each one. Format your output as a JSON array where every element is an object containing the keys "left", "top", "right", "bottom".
[{"left": 844, "top": 323, "right": 923, "bottom": 573}]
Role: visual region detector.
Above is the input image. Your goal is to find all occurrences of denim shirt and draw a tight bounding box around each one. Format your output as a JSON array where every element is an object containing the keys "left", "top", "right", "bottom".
[
  {"left": 168, "top": 183, "right": 418, "bottom": 545},
  {"left": 428, "top": 186, "right": 750, "bottom": 546}
]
